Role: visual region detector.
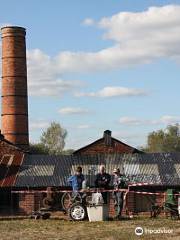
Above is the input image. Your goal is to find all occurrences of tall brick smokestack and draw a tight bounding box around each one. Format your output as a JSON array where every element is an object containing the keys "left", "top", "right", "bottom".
[{"left": 1, "top": 26, "right": 29, "bottom": 149}]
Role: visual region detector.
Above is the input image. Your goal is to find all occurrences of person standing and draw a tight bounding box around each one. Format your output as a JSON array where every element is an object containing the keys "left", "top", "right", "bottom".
[
  {"left": 68, "top": 166, "right": 84, "bottom": 192},
  {"left": 95, "top": 165, "right": 111, "bottom": 204},
  {"left": 112, "top": 168, "right": 128, "bottom": 219}
]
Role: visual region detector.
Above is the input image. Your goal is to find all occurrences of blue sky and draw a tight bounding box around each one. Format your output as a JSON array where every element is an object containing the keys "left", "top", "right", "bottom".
[{"left": 0, "top": 0, "right": 180, "bottom": 149}]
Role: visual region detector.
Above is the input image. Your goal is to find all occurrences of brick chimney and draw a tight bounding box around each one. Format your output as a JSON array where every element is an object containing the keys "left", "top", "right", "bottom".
[
  {"left": 103, "top": 130, "right": 112, "bottom": 146},
  {"left": 1, "top": 26, "right": 29, "bottom": 149}
]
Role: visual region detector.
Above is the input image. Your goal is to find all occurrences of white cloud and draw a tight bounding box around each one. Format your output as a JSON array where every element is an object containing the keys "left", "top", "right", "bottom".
[
  {"left": 2, "top": 4, "right": 177, "bottom": 90},
  {"left": 75, "top": 86, "right": 147, "bottom": 97},
  {"left": 27, "top": 49, "right": 82, "bottom": 96},
  {"left": 159, "top": 115, "right": 180, "bottom": 125},
  {"left": 49, "top": 5, "right": 180, "bottom": 73},
  {"left": 0, "top": 43, "right": 82, "bottom": 97},
  {"left": 1, "top": 5, "right": 180, "bottom": 95},
  {"left": 119, "top": 117, "right": 143, "bottom": 126},
  {"left": 58, "top": 107, "right": 89, "bottom": 115},
  {"left": 113, "top": 130, "right": 146, "bottom": 146},
  {"left": 82, "top": 18, "right": 95, "bottom": 26},
  {"left": 77, "top": 124, "right": 90, "bottom": 129},
  {"left": 99, "top": 5, "right": 180, "bottom": 42},
  {"left": 119, "top": 115, "right": 180, "bottom": 126},
  {"left": 29, "top": 120, "right": 50, "bottom": 131}
]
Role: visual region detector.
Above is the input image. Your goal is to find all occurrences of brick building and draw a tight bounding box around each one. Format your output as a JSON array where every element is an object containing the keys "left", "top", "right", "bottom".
[
  {"left": 0, "top": 151, "right": 179, "bottom": 216},
  {"left": 0, "top": 26, "right": 179, "bottom": 218},
  {"left": 74, "top": 130, "right": 142, "bottom": 155},
  {"left": 0, "top": 122, "right": 180, "bottom": 216},
  {"left": 0, "top": 132, "right": 25, "bottom": 214}
]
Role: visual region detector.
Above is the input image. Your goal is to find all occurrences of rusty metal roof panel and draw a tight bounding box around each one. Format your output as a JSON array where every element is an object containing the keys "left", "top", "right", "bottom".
[
  {"left": 15, "top": 153, "right": 180, "bottom": 188},
  {"left": 0, "top": 153, "right": 24, "bottom": 187}
]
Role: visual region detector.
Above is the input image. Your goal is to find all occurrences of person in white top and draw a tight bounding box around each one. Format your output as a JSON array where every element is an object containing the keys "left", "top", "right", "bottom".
[{"left": 112, "top": 168, "right": 128, "bottom": 219}]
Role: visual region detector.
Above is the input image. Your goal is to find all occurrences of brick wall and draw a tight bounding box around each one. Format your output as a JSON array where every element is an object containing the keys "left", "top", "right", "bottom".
[
  {"left": 18, "top": 193, "right": 35, "bottom": 215},
  {"left": 16, "top": 190, "right": 167, "bottom": 217},
  {"left": 126, "top": 191, "right": 136, "bottom": 213},
  {"left": 18, "top": 192, "right": 43, "bottom": 215},
  {"left": 75, "top": 138, "right": 136, "bottom": 155}
]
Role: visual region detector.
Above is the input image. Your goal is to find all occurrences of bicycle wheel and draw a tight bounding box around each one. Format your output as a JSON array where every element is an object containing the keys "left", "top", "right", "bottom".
[
  {"left": 61, "top": 192, "right": 82, "bottom": 212},
  {"left": 61, "top": 192, "right": 72, "bottom": 211}
]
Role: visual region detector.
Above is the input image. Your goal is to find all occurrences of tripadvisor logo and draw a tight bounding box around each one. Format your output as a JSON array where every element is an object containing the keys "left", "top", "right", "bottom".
[
  {"left": 135, "top": 226, "right": 173, "bottom": 236},
  {"left": 135, "top": 227, "right": 143, "bottom": 236}
]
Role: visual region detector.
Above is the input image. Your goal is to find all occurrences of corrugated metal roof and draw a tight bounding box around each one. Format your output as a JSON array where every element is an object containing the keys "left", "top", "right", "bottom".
[
  {"left": 0, "top": 153, "right": 24, "bottom": 187},
  {"left": 0, "top": 137, "right": 25, "bottom": 187},
  {"left": 15, "top": 153, "right": 180, "bottom": 187}
]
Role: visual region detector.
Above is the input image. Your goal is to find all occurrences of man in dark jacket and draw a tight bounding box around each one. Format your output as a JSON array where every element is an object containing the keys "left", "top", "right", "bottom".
[{"left": 95, "top": 165, "right": 111, "bottom": 204}]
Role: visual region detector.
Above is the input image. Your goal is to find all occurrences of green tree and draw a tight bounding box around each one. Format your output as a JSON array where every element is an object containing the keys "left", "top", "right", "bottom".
[
  {"left": 142, "top": 124, "right": 180, "bottom": 153},
  {"left": 40, "top": 122, "right": 67, "bottom": 155},
  {"left": 61, "top": 149, "right": 75, "bottom": 155},
  {"left": 29, "top": 143, "right": 49, "bottom": 154}
]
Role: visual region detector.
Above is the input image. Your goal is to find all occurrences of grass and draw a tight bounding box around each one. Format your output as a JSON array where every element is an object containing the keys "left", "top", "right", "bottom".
[{"left": 0, "top": 217, "right": 179, "bottom": 240}]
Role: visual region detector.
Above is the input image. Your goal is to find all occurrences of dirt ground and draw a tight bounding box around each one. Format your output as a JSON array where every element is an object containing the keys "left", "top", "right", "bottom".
[{"left": 0, "top": 217, "right": 179, "bottom": 240}]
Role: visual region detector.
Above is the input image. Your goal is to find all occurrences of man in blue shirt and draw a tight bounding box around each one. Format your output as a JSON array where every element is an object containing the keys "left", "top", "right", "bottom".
[{"left": 68, "top": 166, "right": 84, "bottom": 191}]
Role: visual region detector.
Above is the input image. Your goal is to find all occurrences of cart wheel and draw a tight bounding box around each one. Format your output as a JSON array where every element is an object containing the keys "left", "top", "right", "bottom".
[{"left": 68, "top": 203, "right": 87, "bottom": 221}]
